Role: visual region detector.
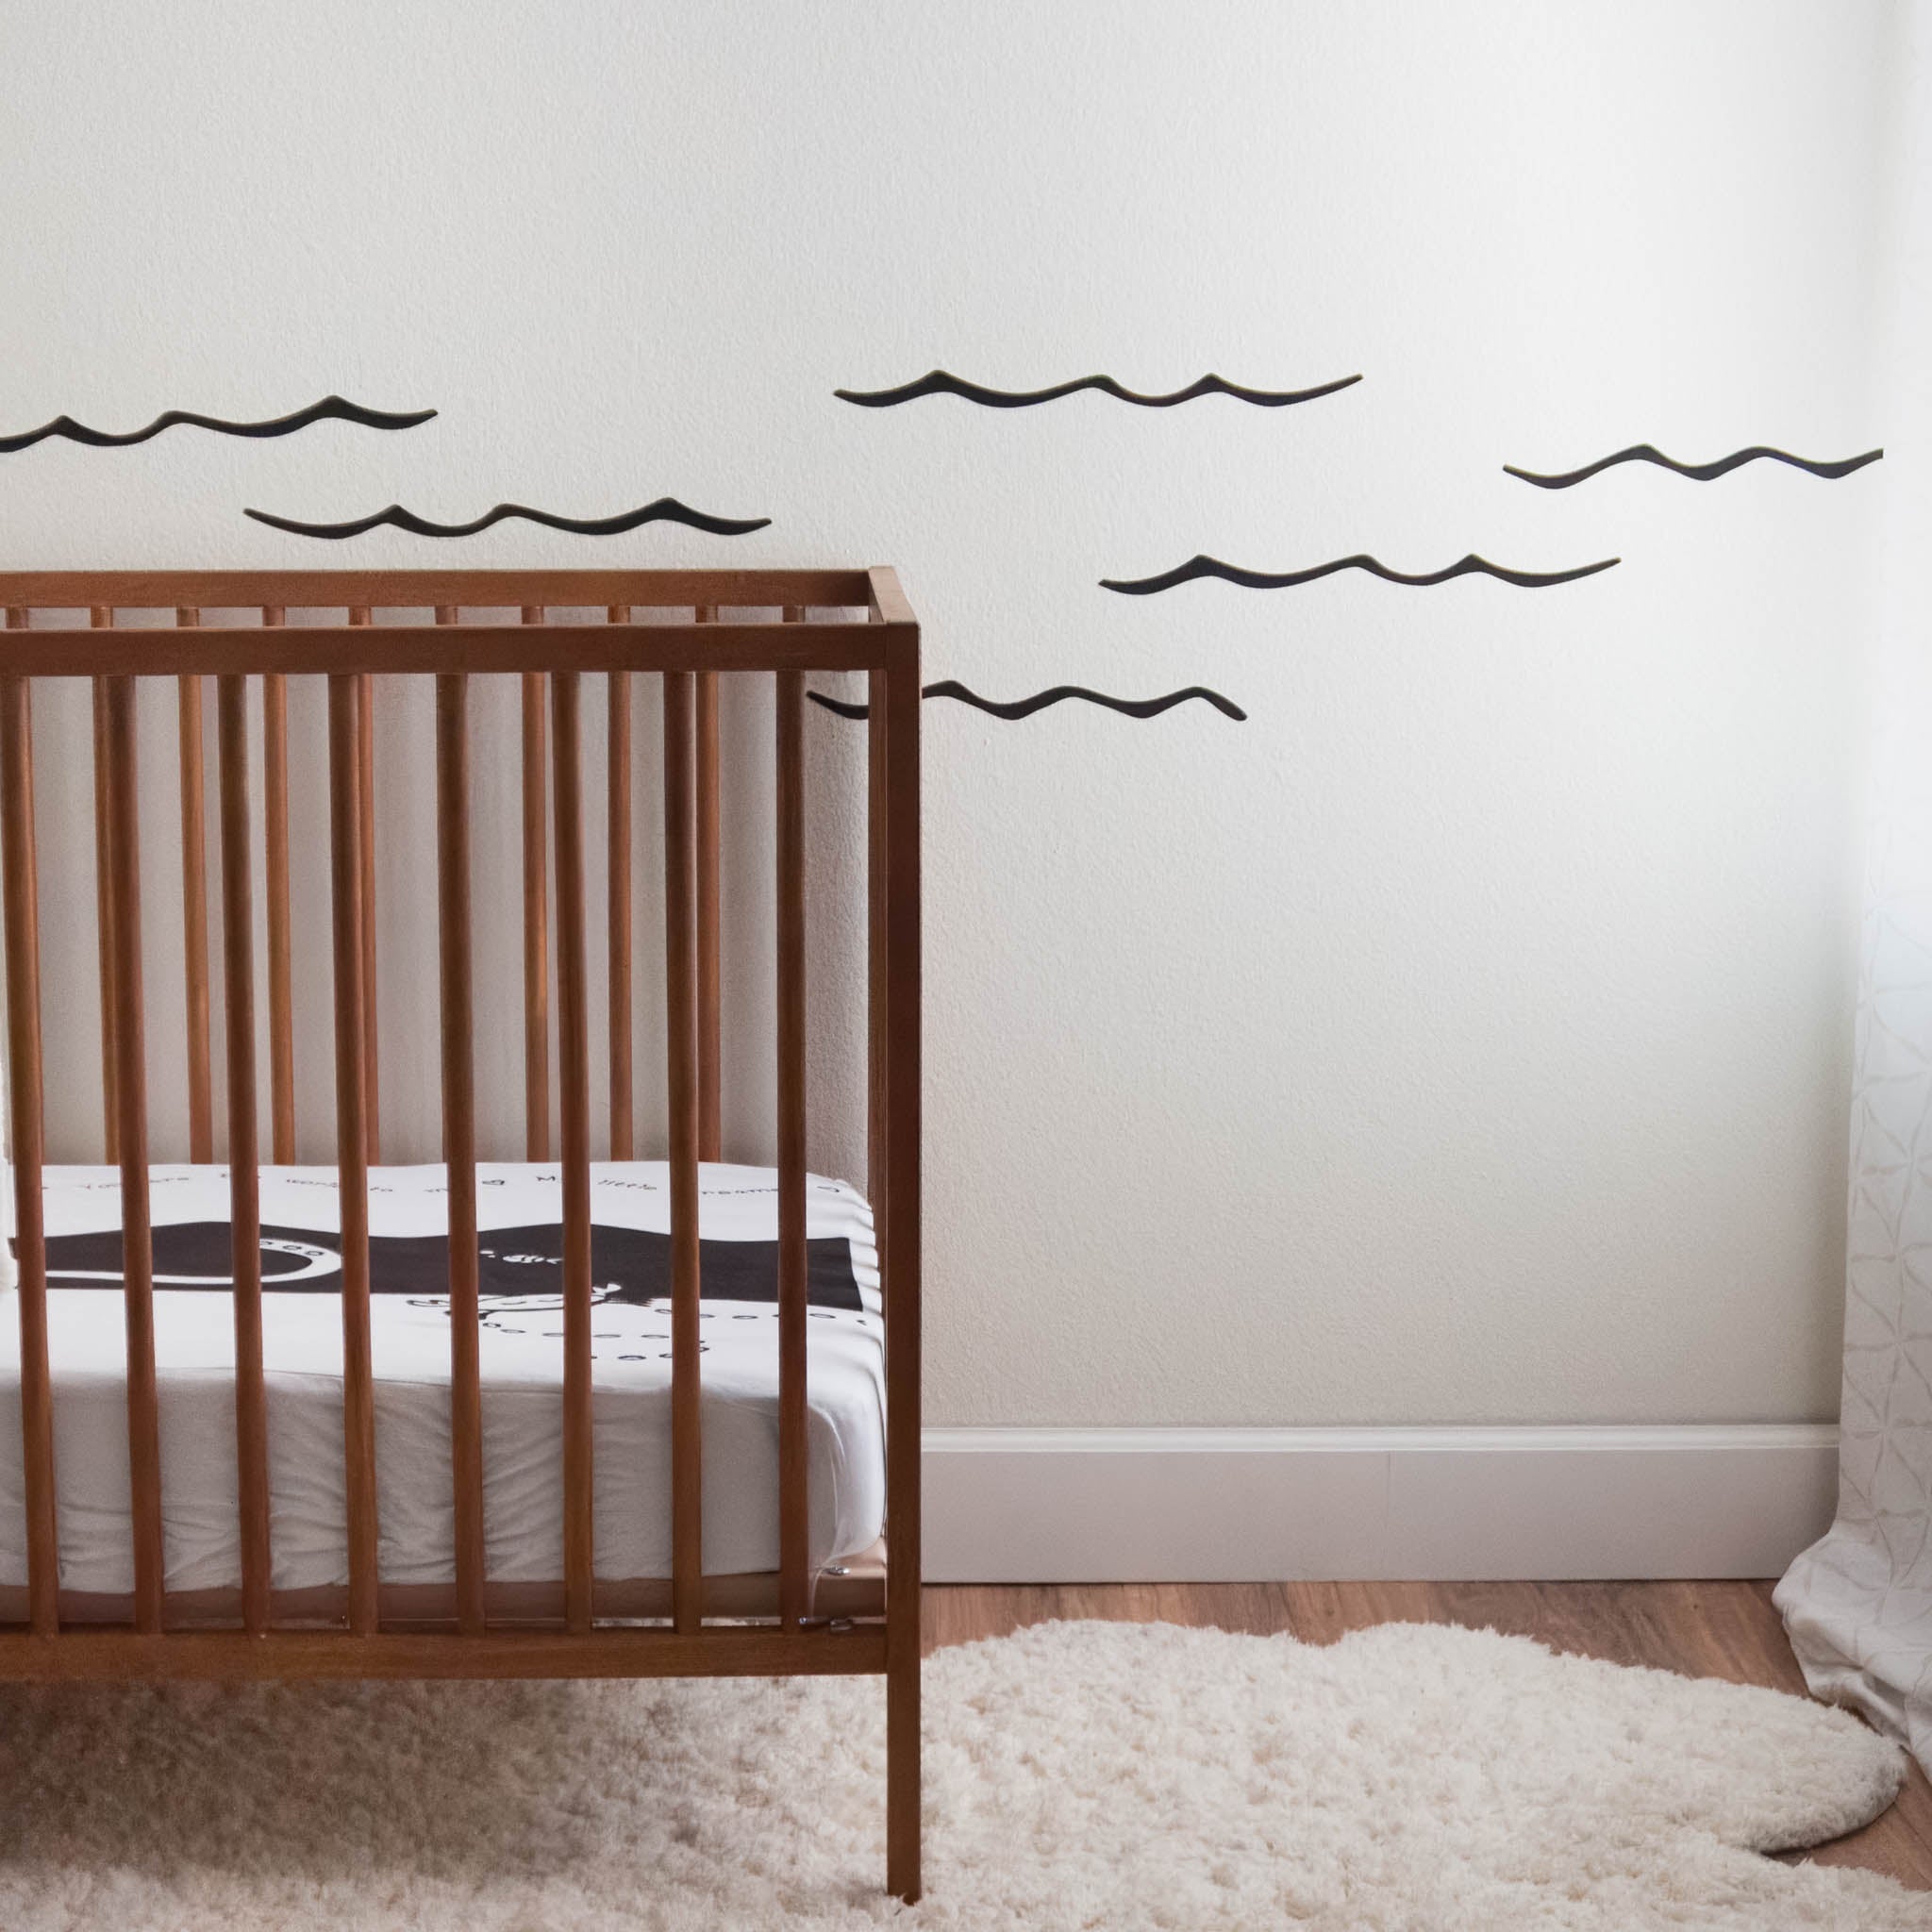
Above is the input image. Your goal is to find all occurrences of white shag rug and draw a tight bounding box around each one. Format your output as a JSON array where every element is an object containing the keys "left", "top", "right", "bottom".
[{"left": 0, "top": 1618, "right": 1919, "bottom": 1930}]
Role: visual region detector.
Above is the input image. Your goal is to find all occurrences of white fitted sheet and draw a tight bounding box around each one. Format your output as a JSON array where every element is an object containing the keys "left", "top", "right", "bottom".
[{"left": 0, "top": 1161, "right": 883, "bottom": 1597}]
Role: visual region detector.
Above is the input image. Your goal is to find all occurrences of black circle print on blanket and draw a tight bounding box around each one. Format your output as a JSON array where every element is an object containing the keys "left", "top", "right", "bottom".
[{"left": 37, "top": 1223, "right": 863, "bottom": 1311}]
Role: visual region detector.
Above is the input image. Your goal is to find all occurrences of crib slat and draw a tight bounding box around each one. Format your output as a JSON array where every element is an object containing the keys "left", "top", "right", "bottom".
[
  {"left": 217, "top": 674, "right": 272, "bottom": 1633},
  {"left": 552, "top": 672, "right": 595, "bottom": 1632},
  {"left": 694, "top": 608, "right": 722, "bottom": 1161},
  {"left": 867, "top": 667, "right": 888, "bottom": 1236},
  {"left": 663, "top": 671, "right": 704, "bottom": 1632},
  {"left": 260, "top": 620, "right": 295, "bottom": 1165},
  {"left": 91, "top": 614, "right": 119, "bottom": 1165},
  {"left": 434, "top": 650, "right": 486, "bottom": 1637},
  {"left": 350, "top": 613, "right": 379, "bottom": 1165},
  {"left": 607, "top": 611, "right": 633, "bottom": 1160},
  {"left": 1, "top": 658, "right": 59, "bottom": 1636},
  {"left": 775, "top": 666, "right": 809, "bottom": 1626},
  {"left": 327, "top": 675, "right": 380, "bottom": 1635},
  {"left": 175, "top": 615, "right": 214, "bottom": 1163},
  {"left": 104, "top": 675, "right": 166, "bottom": 1633},
  {"left": 522, "top": 622, "right": 550, "bottom": 1161}
]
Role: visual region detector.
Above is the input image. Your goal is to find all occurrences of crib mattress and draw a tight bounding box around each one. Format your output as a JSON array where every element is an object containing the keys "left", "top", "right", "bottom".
[{"left": 0, "top": 1160, "right": 884, "bottom": 1607}]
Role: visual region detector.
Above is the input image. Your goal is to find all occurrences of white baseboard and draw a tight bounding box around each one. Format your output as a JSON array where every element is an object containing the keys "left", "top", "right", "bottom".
[{"left": 921, "top": 1424, "right": 1840, "bottom": 1582}]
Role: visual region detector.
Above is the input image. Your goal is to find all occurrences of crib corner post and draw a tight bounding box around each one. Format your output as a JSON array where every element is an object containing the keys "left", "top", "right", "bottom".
[{"left": 874, "top": 585, "right": 922, "bottom": 1906}]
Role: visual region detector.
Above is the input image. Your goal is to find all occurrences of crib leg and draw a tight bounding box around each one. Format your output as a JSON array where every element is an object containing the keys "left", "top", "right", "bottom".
[{"left": 887, "top": 1639, "right": 921, "bottom": 1902}]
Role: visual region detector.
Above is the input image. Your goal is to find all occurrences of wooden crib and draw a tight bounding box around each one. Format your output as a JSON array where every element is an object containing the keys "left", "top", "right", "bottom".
[{"left": 0, "top": 567, "right": 924, "bottom": 1900}]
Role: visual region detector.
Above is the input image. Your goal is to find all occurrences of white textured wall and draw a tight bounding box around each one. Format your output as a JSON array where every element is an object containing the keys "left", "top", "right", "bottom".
[{"left": 0, "top": 0, "right": 1898, "bottom": 1426}]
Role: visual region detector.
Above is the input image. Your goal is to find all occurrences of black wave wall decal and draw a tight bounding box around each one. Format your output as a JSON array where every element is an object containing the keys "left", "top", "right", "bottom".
[
  {"left": 836, "top": 370, "right": 1362, "bottom": 409},
  {"left": 243, "top": 498, "right": 772, "bottom": 541},
  {"left": 1101, "top": 552, "right": 1621, "bottom": 595},
  {"left": 0, "top": 393, "right": 436, "bottom": 454},
  {"left": 808, "top": 680, "right": 1246, "bottom": 723},
  {"left": 1505, "top": 442, "right": 1884, "bottom": 489}
]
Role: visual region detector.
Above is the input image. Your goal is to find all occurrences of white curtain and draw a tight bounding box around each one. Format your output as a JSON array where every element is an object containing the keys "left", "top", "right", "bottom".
[{"left": 1776, "top": 6, "right": 1932, "bottom": 1774}]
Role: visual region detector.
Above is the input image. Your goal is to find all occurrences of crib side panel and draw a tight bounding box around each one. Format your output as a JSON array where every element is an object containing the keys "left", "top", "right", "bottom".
[{"left": 0, "top": 574, "right": 909, "bottom": 1697}]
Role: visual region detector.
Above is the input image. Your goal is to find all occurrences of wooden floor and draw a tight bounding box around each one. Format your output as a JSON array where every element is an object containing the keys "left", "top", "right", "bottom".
[{"left": 924, "top": 1579, "right": 1932, "bottom": 1892}]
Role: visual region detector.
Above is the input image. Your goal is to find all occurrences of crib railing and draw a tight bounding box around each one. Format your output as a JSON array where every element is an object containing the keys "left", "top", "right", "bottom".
[{"left": 0, "top": 568, "right": 919, "bottom": 1664}]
